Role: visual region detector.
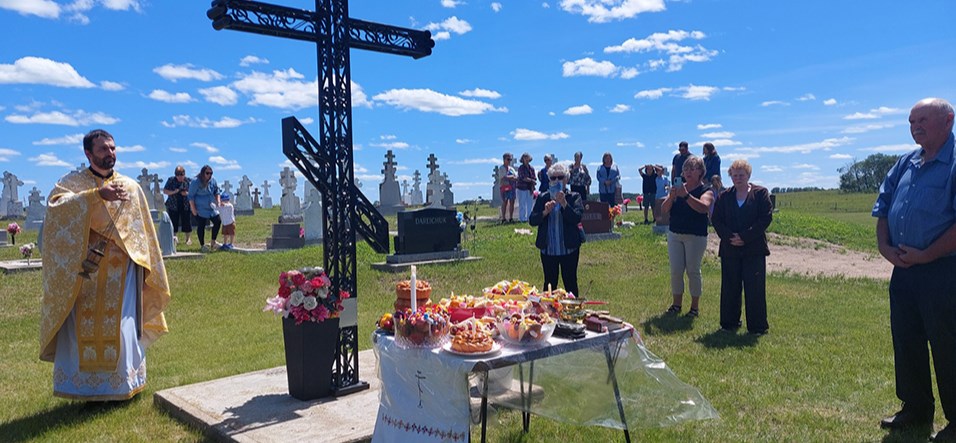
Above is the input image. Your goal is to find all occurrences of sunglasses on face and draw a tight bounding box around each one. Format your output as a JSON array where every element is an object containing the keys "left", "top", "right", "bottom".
[
  {"left": 175, "top": 172, "right": 185, "bottom": 176},
  {"left": 549, "top": 175, "right": 565, "bottom": 181},
  {"left": 204, "top": 172, "right": 213, "bottom": 176}
]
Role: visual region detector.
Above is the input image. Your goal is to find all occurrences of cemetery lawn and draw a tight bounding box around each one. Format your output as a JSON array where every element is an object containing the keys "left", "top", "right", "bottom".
[{"left": 0, "top": 195, "right": 929, "bottom": 442}]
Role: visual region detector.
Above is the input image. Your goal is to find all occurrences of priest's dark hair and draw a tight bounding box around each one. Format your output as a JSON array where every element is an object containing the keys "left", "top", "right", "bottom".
[{"left": 83, "top": 129, "right": 114, "bottom": 152}]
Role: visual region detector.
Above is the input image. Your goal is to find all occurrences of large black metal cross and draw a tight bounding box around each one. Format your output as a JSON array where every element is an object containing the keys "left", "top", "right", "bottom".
[{"left": 207, "top": 0, "right": 434, "bottom": 396}]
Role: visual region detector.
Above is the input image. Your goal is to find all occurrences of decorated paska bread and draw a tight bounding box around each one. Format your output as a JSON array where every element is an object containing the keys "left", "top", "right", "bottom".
[
  {"left": 450, "top": 330, "right": 494, "bottom": 353},
  {"left": 394, "top": 279, "right": 433, "bottom": 311}
]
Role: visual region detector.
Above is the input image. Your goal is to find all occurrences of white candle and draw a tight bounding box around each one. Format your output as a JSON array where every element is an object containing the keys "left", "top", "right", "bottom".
[{"left": 410, "top": 265, "right": 417, "bottom": 312}]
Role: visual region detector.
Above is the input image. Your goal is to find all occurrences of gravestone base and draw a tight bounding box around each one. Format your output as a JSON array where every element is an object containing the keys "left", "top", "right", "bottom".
[
  {"left": 375, "top": 204, "right": 404, "bottom": 216},
  {"left": 652, "top": 224, "right": 669, "bottom": 235},
  {"left": 0, "top": 231, "right": 7, "bottom": 246},
  {"left": 584, "top": 232, "right": 622, "bottom": 242},
  {"left": 267, "top": 223, "right": 305, "bottom": 250},
  {"left": 386, "top": 249, "right": 470, "bottom": 264},
  {"left": 236, "top": 209, "right": 255, "bottom": 216},
  {"left": 373, "top": 251, "right": 481, "bottom": 273},
  {"left": 278, "top": 215, "right": 303, "bottom": 224},
  {"left": 163, "top": 251, "right": 205, "bottom": 260},
  {"left": 0, "top": 259, "right": 42, "bottom": 274}
]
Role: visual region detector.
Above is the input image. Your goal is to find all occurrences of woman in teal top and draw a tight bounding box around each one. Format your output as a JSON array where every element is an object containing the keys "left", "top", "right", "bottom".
[{"left": 188, "top": 164, "right": 222, "bottom": 252}]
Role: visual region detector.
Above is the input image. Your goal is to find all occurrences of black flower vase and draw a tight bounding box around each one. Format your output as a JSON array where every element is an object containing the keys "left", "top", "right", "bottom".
[{"left": 281, "top": 316, "right": 340, "bottom": 401}]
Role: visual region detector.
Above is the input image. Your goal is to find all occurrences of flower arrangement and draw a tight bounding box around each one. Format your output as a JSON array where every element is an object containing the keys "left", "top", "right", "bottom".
[
  {"left": 263, "top": 267, "right": 350, "bottom": 324},
  {"left": 609, "top": 204, "right": 623, "bottom": 221},
  {"left": 7, "top": 222, "right": 20, "bottom": 244},
  {"left": 20, "top": 242, "right": 35, "bottom": 264}
]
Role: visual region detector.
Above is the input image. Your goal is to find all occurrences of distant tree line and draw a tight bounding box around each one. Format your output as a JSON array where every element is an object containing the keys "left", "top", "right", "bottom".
[
  {"left": 837, "top": 153, "right": 900, "bottom": 193},
  {"left": 770, "top": 187, "right": 827, "bottom": 194}
]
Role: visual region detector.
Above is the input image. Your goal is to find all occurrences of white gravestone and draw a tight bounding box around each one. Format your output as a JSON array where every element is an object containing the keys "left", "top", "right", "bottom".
[
  {"left": 490, "top": 165, "right": 502, "bottom": 208},
  {"left": 261, "top": 180, "right": 274, "bottom": 209},
  {"left": 25, "top": 186, "right": 46, "bottom": 227},
  {"left": 442, "top": 172, "right": 455, "bottom": 207},
  {"left": 377, "top": 150, "right": 403, "bottom": 215},
  {"left": 151, "top": 174, "right": 164, "bottom": 211},
  {"left": 221, "top": 180, "right": 233, "bottom": 196},
  {"left": 136, "top": 168, "right": 155, "bottom": 210},
  {"left": 279, "top": 167, "right": 303, "bottom": 223},
  {"left": 1, "top": 171, "right": 24, "bottom": 218},
  {"left": 424, "top": 154, "right": 443, "bottom": 207},
  {"left": 235, "top": 175, "right": 254, "bottom": 215},
  {"left": 401, "top": 180, "right": 410, "bottom": 205},
  {"left": 303, "top": 184, "right": 323, "bottom": 244},
  {"left": 410, "top": 170, "right": 424, "bottom": 206}
]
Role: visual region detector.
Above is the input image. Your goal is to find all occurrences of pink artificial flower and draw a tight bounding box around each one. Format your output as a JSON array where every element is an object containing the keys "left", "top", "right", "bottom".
[
  {"left": 533, "top": 190, "right": 540, "bottom": 199},
  {"left": 320, "top": 274, "right": 331, "bottom": 288},
  {"left": 291, "top": 272, "right": 306, "bottom": 287},
  {"left": 310, "top": 276, "right": 325, "bottom": 289},
  {"left": 314, "top": 305, "right": 331, "bottom": 322},
  {"left": 300, "top": 280, "right": 314, "bottom": 293},
  {"left": 339, "top": 289, "right": 351, "bottom": 300},
  {"left": 7, "top": 223, "right": 20, "bottom": 235},
  {"left": 263, "top": 296, "right": 285, "bottom": 315},
  {"left": 623, "top": 198, "right": 631, "bottom": 205},
  {"left": 279, "top": 271, "right": 289, "bottom": 285}
]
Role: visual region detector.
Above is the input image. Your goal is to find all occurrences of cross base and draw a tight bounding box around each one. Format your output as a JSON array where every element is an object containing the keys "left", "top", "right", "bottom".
[{"left": 334, "top": 380, "right": 370, "bottom": 397}]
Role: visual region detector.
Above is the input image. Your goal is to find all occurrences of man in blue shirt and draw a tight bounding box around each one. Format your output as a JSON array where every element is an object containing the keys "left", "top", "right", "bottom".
[
  {"left": 672, "top": 141, "right": 690, "bottom": 185},
  {"left": 873, "top": 98, "right": 956, "bottom": 440}
]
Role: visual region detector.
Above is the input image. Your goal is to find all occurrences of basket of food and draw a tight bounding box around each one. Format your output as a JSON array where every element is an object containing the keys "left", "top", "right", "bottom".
[
  {"left": 497, "top": 312, "right": 556, "bottom": 346},
  {"left": 394, "top": 306, "right": 449, "bottom": 349}
]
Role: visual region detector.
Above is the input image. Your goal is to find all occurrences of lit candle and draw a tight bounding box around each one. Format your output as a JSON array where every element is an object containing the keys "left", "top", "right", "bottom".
[{"left": 410, "top": 265, "right": 417, "bottom": 312}]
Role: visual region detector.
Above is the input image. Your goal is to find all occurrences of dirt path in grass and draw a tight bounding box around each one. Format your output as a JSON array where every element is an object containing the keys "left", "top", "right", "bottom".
[{"left": 705, "top": 233, "right": 891, "bottom": 281}]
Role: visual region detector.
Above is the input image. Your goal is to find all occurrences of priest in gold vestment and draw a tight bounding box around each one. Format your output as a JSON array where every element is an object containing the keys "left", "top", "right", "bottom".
[{"left": 40, "top": 129, "right": 170, "bottom": 400}]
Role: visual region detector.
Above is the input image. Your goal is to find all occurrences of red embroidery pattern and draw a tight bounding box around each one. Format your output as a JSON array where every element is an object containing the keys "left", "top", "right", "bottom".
[{"left": 380, "top": 412, "right": 466, "bottom": 442}]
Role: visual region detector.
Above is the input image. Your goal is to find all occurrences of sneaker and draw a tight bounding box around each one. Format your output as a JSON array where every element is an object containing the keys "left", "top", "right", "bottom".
[
  {"left": 664, "top": 305, "right": 681, "bottom": 315},
  {"left": 685, "top": 308, "right": 699, "bottom": 318},
  {"left": 200, "top": 245, "right": 210, "bottom": 253},
  {"left": 211, "top": 241, "right": 221, "bottom": 250}
]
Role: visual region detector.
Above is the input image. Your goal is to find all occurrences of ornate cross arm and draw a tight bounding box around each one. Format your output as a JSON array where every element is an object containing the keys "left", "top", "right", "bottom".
[{"left": 208, "top": 0, "right": 434, "bottom": 59}]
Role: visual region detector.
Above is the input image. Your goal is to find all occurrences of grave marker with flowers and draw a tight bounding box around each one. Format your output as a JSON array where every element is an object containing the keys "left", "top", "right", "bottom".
[{"left": 7, "top": 222, "right": 21, "bottom": 245}]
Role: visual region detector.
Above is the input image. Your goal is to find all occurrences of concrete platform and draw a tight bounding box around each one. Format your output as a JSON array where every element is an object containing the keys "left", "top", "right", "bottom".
[
  {"left": 155, "top": 350, "right": 382, "bottom": 443},
  {"left": 164, "top": 252, "right": 204, "bottom": 260},
  {"left": 584, "top": 232, "right": 622, "bottom": 242},
  {"left": 371, "top": 256, "right": 482, "bottom": 272},
  {"left": 0, "top": 259, "right": 41, "bottom": 274}
]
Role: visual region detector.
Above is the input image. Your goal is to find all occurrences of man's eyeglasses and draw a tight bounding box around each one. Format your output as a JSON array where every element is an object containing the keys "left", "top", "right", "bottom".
[{"left": 175, "top": 172, "right": 185, "bottom": 176}]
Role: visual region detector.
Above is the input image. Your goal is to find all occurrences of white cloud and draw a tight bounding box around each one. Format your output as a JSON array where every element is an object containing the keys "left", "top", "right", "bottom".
[
  {"left": 823, "top": 98, "right": 837, "bottom": 106},
  {"left": 148, "top": 89, "right": 194, "bottom": 103},
  {"left": 190, "top": 142, "right": 220, "bottom": 153},
  {"left": 373, "top": 88, "right": 507, "bottom": 116},
  {"left": 299, "top": 117, "right": 314, "bottom": 125},
  {"left": 634, "top": 87, "right": 671, "bottom": 100},
  {"left": 615, "top": 141, "right": 645, "bottom": 148},
  {"left": 199, "top": 86, "right": 239, "bottom": 106},
  {"left": 115, "top": 144, "right": 145, "bottom": 153},
  {"left": 0, "top": 0, "right": 60, "bottom": 18},
  {"left": 559, "top": 0, "right": 666, "bottom": 23},
  {"left": 161, "top": 115, "right": 255, "bottom": 129},
  {"left": 620, "top": 67, "right": 639, "bottom": 79},
  {"left": 153, "top": 63, "right": 223, "bottom": 82},
  {"left": 115, "top": 160, "right": 169, "bottom": 170},
  {"left": 100, "top": 81, "right": 124, "bottom": 91},
  {"left": 738, "top": 136, "right": 854, "bottom": 155},
  {"left": 829, "top": 153, "right": 852, "bottom": 159},
  {"left": 843, "top": 112, "right": 878, "bottom": 120},
  {"left": 0, "top": 56, "right": 95, "bottom": 88},
  {"left": 432, "top": 31, "right": 452, "bottom": 41},
  {"left": 562, "top": 57, "right": 621, "bottom": 78},
  {"left": 680, "top": 85, "right": 719, "bottom": 100},
  {"left": 563, "top": 104, "right": 593, "bottom": 115},
  {"left": 702, "top": 139, "right": 742, "bottom": 147},
  {"left": 459, "top": 88, "right": 502, "bottom": 99},
  {"left": 239, "top": 55, "right": 269, "bottom": 67},
  {"left": 701, "top": 131, "right": 735, "bottom": 139},
  {"left": 231, "top": 69, "right": 319, "bottom": 110},
  {"left": 380, "top": 135, "right": 397, "bottom": 140},
  {"left": 512, "top": 128, "right": 569, "bottom": 141},
  {"left": 449, "top": 157, "right": 501, "bottom": 165},
  {"left": 792, "top": 163, "right": 820, "bottom": 170},
  {"left": 761, "top": 100, "right": 789, "bottom": 107},
  {"left": 761, "top": 165, "right": 784, "bottom": 173},
  {"left": 29, "top": 152, "right": 70, "bottom": 167},
  {"left": 371, "top": 142, "right": 410, "bottom": 149},
  {"left": 441, "top": 0, "right": 461, "bottom": 7},
  {"left": 491, "top": 2, "right": 502, "bottom": 12},
  {"left": 425, "top": 16, "right": 472, "bottom": 39},
  {"left": 33, "top": 133, "right": 83, "bottom": 146},
  {"left": 797, "top": 93, "right": 816, "bottom": 101},
  {"left": 0, "top": 148, "right": 21, "bottom": 162},
  {"left": 697, "top": 123, "right": 722, "bottom": 130},
  {"left": 209, "top": 155, "right": 242, "bottom": 170},
  {"left": 842, "top": 122, "right": 899, "bottom": 134},
  {"left": 6, "top": 109, "right": 119, "bottom": 126},
  {"left": 859, "top": 143, "right": 918, "bottom": 153},
  {"left": 455, "top": 139, "right": 475, "bottom": 144},
  {"left": 843, "top": 106, "right": 905, "bottom": 120},
  {"left": 604, "top": 30, "right": 715, "bottom": 72},
  {"left": 169, "top": 147, "right": 187, "bottom": 153},
  {"left": 609, "top": 104, "right": 630, "bottom": 113}
]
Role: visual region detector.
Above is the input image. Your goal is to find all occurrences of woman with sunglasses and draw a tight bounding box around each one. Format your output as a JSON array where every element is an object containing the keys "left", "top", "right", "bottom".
[
  {"left": 529, "top": 163, "right": 585, "bottom": 297},
  {"left": 188, "top": 165, "right": 222, "bottom": 252},
  {"left": 162, "top": 165, "right": 192, "bottom": 245}
]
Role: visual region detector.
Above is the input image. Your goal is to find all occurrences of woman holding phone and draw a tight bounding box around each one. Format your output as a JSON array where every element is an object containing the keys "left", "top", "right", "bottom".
[{"left": 529, "top": 163, "right": 585, "bottom": 297}]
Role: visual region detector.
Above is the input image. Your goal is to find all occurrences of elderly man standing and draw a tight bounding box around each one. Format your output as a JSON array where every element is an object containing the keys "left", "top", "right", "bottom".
[
  {"left": 40, "top": 129, "right": 170, "bottom": 400},
  {"left": 873, "top": 98, "right": 956, "bottom": 440}
]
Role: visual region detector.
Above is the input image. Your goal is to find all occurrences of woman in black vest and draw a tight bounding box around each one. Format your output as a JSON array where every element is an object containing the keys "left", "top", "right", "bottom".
[
  {"left": 662, "top": 156, "right": 714, "bottom": 318},
  {"left": 711, "top": 159, "right": 772, "bottom": 335}
]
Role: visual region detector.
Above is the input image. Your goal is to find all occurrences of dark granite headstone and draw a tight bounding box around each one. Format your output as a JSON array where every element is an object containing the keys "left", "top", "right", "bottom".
[
  {"left": 393, "top": 207, "right": 460, "bottom": 254},
  {"left": 267, "top": 223, "right": 305, "bottom": 250},
  {"left": 581, "top": 201, "right": 612, "bottom": 234}
]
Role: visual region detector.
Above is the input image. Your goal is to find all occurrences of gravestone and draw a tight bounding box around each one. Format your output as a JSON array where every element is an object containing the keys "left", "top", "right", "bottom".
[
  {"left": 235, "top": 175, "right": 254, "bottom": 215},
  {"left": 266, "top": 223, "right": 305, "bottom": 250},
  {"left": 400, "top": 180, "right": 410, "bottom": 205},
  {"left": 303, "top": 184, "right": 323, "bottom": 244},
  {"left": 0, "top": 231, "right": 6, "bottom": 246},
  {"left": 137, "top": 168, "right": 155, "bottom": 211},
  {"left": 1, "top": 171, "right": 24, "bottom": 218},
  {"left": 152, "top": 209, "right": 177, "bottom": 256},
  {"left": 74, "top": 163, "right": 87, "bottom": 173},
  {"left": 442, "top": 172, "right": 454, "bottom": 207},
  {"left": 151, "top": 174, "right": 164, "bottom": 212},
  {"left": 221, "top": 180, "right": 233, "bottom": 197},
  {"left": 252, "top": 188, "right": 261, "bottom": 209},
  {"left": 424, "top": 154, "right": 443, "bottom": 207},
  {"left": 261, "top": 180, "right": 273, "bottom": 209},
  {"left": 392, "top": 207, "right": 461, "bottom": 255},
  {"left": 25, "top": 187, "right": 46, "bottom": 227},
  {"left": 278, "top": 167, "right": 302, "bottom": 223},
  {"left": 581, "top": 201, "right": 612, "bottom": 234},
  {"left": 490, "top": 165, "right": 502, "bottom": 208},
  {"left": 410, "top": 170, "right": 424, "bottom": 206},
  {"left": 377, "top": 150, "right": 403, "bottom": 215}
]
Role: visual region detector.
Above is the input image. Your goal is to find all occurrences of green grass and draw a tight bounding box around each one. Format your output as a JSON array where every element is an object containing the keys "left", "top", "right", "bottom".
[
  {"left": 0, "top": 195, "right": 933, "bottom": 442},
  {"left": 769, "top": 190, "right": 878, "bottom": 253}
]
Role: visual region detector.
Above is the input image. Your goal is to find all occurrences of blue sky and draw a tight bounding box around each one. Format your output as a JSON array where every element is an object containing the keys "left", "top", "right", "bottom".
[{"left": 1, "top": 0, "right": 954, "bottom": 204}]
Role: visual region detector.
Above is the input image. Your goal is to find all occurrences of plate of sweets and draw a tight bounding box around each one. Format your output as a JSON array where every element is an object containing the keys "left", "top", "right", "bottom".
[
  {"left": 450, "top": 316, "right": 499, "bottom": 338},
  {"left": 439, "top": 294, "right": 493, "bottom": 323},
  {"left": 443, "top": 330, "right": 502, "bottom": 357},
  {"left": 394, "top": 305, "right": 450, "bottom": 349},
  {"left": 483, "top": 279, "right": 538, "bottom": 301},
  {"left": 497, "top": 312, "right": 556, "bottom": 346}
]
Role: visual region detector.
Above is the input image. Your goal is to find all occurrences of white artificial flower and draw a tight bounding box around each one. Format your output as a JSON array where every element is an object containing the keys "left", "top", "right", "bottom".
[
  {"left": 303, "top": 296, "right": 318, "bottom": 310},
  {"left": 290, "top": 290, "right": 305, "bottom": 306},
  {"left": 316, "top": 286, "right": 329, "bottom": 299}
]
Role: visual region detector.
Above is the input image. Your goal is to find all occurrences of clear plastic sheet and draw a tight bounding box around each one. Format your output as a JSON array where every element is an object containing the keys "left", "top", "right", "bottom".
[{"left": 372, "top": 327, "right": 717, "bottom": 441}]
